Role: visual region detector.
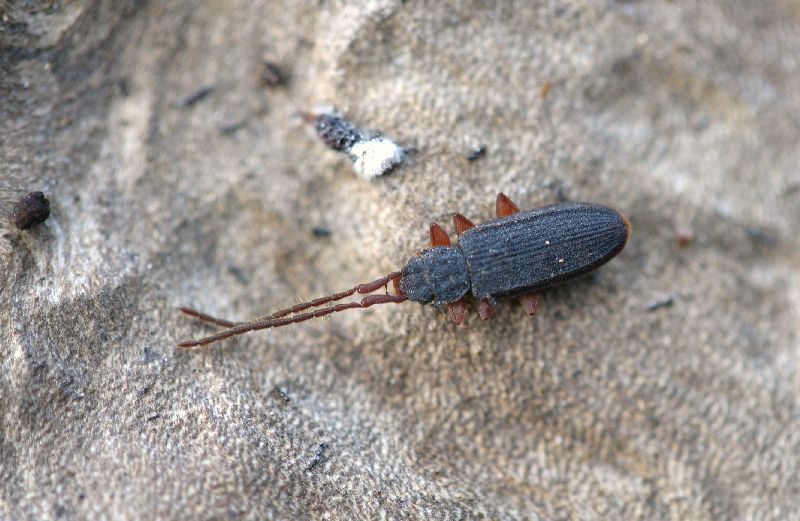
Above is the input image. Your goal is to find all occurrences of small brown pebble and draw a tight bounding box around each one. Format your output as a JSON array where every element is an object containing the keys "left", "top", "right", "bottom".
[
  {"left": 540, "top": 79, "right": 551, "bottom": 98},
  {"left": 675, "top": 227, "right": 695, "bottom": 248},
  {"left": 258, "top": 61, "right": 287, "bottom": 88},
  {"left": 12, "top": 191, "right": 50, "bottom": 230}
]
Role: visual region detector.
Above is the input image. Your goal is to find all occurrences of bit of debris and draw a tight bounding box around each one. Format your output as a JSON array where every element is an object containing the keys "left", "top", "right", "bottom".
[
  {"left": 306, "top": 442, "right": 327, "bottom": 471},
  {"left": 744, "top": 226, "right": 778, "bottom": 247},
  {"left": 311, "top": 226, "right": 332, "bottom": 238},
  {"left": 176, "top": 86, "right": 214, "bottom": 108},
  {"left": 306, "top": 110, "right": 407, "bottom": 179},
  {"left": 783, "top": 181, "right": 800, "bottom": 197},
  {"left": 540, "top": 79, "right": 552, "bottom": 98},
  {"left": 219, "top": 120, "right": 247, "bottom": 136},
  {"left": 270, "top": 386, "right": 290, "bottom": 403},
  {"left": 645, "top": 295, "right": 675, "bottom": 312},
  {"left": 466, "top": 144, "right": 487, "bottom": 162},
  {"left": 555, "top": 183, "right": 569, "bottom": 202},
  {"left": 675, "top": 227, "right": 695, "bottom": 248},
  {"left": 258, "top": 61, "right": 287, "bottom": 88},
  {"left": 12, "top": 191, "right": 50, "bottom": 230},
  {"left": 117, "top": 77, "right": 130, "bottom": 97}
]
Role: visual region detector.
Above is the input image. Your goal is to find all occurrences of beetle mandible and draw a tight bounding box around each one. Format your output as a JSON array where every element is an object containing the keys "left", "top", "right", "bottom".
[{"left": 177, "top": 193, "right": 629, "bottom": 348}]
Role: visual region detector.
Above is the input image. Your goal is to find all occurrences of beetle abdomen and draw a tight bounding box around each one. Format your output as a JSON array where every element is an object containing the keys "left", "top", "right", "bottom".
[{"left": 459, "top": 203, "right": 629, "bottom": 299}]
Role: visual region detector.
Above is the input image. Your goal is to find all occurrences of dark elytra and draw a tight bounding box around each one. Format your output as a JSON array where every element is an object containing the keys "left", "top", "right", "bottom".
[
  {"left": 399, "top": 202, "right": 629, "bottom": 305},
  {"left": 178, "top": 195, "right": 629, "bottom": 348}
]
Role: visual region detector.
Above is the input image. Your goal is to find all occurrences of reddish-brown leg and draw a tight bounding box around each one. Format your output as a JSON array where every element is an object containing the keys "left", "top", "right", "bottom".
[
  {"left": 519, "top": 293, "right": 539, "bottom": 316},
  {"left": 447, "top": 299, "right": 467, "bottom": 325},
  {"left": 477, "top": 297, "right": 495, "bottom": 320},
  {"left": 430, "top": 222, "right": 451, "bottom": 246},
  {"left": 453, "top": 213, "right": 476, "bottom": 235},
  {"left": 496, "top": 193, "right": 520, "bottom": 217}
]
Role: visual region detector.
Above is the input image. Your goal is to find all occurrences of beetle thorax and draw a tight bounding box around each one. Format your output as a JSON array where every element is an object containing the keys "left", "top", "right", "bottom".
[{"left": 399, "top": 246, "right": 470, "bottom": 305}]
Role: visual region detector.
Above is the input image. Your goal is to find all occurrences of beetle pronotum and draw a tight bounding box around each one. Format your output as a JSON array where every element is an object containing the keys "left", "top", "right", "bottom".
[{"left": 178, "top": 193, "right": 629, "bottom": 348}]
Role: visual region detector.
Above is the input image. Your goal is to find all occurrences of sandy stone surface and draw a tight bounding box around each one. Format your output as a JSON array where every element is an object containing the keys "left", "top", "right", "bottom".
[{"left": 2, "top": 1, "right": 800, "bottom": 519}]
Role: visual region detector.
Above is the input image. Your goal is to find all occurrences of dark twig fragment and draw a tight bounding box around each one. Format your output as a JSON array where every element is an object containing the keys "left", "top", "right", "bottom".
[
  {"left": 306, "top": 442, "right": 327, "bottom": 471},
  {"left": 176, "top": 86, "right": 214, "bottom": 108},
  {"left": 12, "top": 191, "right": 50, "bottom": 230}
]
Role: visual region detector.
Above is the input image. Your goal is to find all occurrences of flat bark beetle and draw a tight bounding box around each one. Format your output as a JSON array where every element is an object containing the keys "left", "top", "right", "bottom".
[{"left": 178, "top": 193, "right": 629, "bottom": 348}]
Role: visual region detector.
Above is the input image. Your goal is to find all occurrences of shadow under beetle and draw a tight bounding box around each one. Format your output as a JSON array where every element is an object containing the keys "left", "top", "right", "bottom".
[{"left": 178, "top": 193, "right": 629, "bottom": 348}]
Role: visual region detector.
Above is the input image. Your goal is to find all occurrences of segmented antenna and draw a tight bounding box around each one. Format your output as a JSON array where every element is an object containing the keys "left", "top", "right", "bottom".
[{"left": 177, "top": 272, "right": 405, "bottom": 348}]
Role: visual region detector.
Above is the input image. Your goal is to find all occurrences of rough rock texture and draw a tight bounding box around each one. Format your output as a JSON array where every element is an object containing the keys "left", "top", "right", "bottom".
[{"left": 2, "top": 1, "right": 800, "bottom": 519}]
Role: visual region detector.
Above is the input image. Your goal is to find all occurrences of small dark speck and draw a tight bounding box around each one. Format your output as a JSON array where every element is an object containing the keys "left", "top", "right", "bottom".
[
  {"left": 146, "top": 414, "right": 160, "bottom": 422},
  {"left": 306, "top": 442, "right": 327, "bottom": 471},
  {"left": 12, "top": 191, "right": 50, "bottom": 230},
  {"left": 220, "top": 120, "right": 247, "bottom": 136},
  {"left": 176, "top": 86, "right": 214, "bottom": 108},
  {"left": 783, "top": 182, "right": 800, "bottom": 197},
  {"left": 258, "top": 61, "right": 288, "bottom": 88},
  {"left": 117, "top": 77, "right": 130, "bottom": 96},
  {"left": 645, "top": 295, "right": 675, "bottom": 312},
  {"left": 466, "top": 144, "right": 487, "bottom": 162},
  {"left": 142, "top": 346, "right": 157, "bottom": 363},
  {"left": 311, "top": 226, "right": 332, "bottom": 238},
  {"left": 555, "top": 183, "right": 569, "bottom": 202},
  {"left": 227, "top": 264, "right": 248, "bottom": 284},
  {"left": 270, "top": 385, "right": 290, "bottom": 403},
  {"left": 744, "top": 226, "right": 778, "bottom": 247}
]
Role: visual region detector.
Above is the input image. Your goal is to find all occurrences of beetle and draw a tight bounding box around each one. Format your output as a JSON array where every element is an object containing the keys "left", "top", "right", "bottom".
[{"left": 177, "top": 193, "right": 629, "bottom": 348}]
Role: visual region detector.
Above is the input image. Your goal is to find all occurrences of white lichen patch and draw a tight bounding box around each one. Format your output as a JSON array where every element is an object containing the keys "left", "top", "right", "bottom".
[
  {"left": 307, "top": 108, "right": 407, "bottom": 179},
  {"left": 349, "top": 136, "right": 406, "bottom": 179}
]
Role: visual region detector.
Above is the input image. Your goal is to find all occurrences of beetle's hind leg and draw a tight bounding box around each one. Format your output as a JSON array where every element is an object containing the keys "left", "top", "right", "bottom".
[
  {"left": 447, "top": 299, "right": 467, "bottom": 325},
  {"left": 477, "top": 297, "right": 495, "bottom": 320}
]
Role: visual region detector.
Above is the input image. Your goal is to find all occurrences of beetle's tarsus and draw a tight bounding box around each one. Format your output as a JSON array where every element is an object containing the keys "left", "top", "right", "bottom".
[
  {"left": 179, "top": 306, "right": 237, "bottom": 328},
  {"left": 477, "top": 297, "right": 495, "bottom": 320},
  {"left": 519, "top": 293, "right": 539, "bottom": 316}
]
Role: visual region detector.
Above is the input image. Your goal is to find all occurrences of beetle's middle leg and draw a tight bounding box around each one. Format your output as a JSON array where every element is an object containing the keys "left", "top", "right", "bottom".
[{"left": 519, "top": 293, "right": 539, "bottom": 316}]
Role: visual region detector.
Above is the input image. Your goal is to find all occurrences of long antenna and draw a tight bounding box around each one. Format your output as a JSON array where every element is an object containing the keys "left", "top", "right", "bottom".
[{"left": 177, "top": 272, "right": 406, "bottom": 348}]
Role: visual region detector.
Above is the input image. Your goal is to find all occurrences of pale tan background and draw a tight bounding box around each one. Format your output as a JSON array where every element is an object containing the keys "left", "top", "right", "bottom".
[{"left": 2, "top": 1, "right": 800, "bottom": 519}]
